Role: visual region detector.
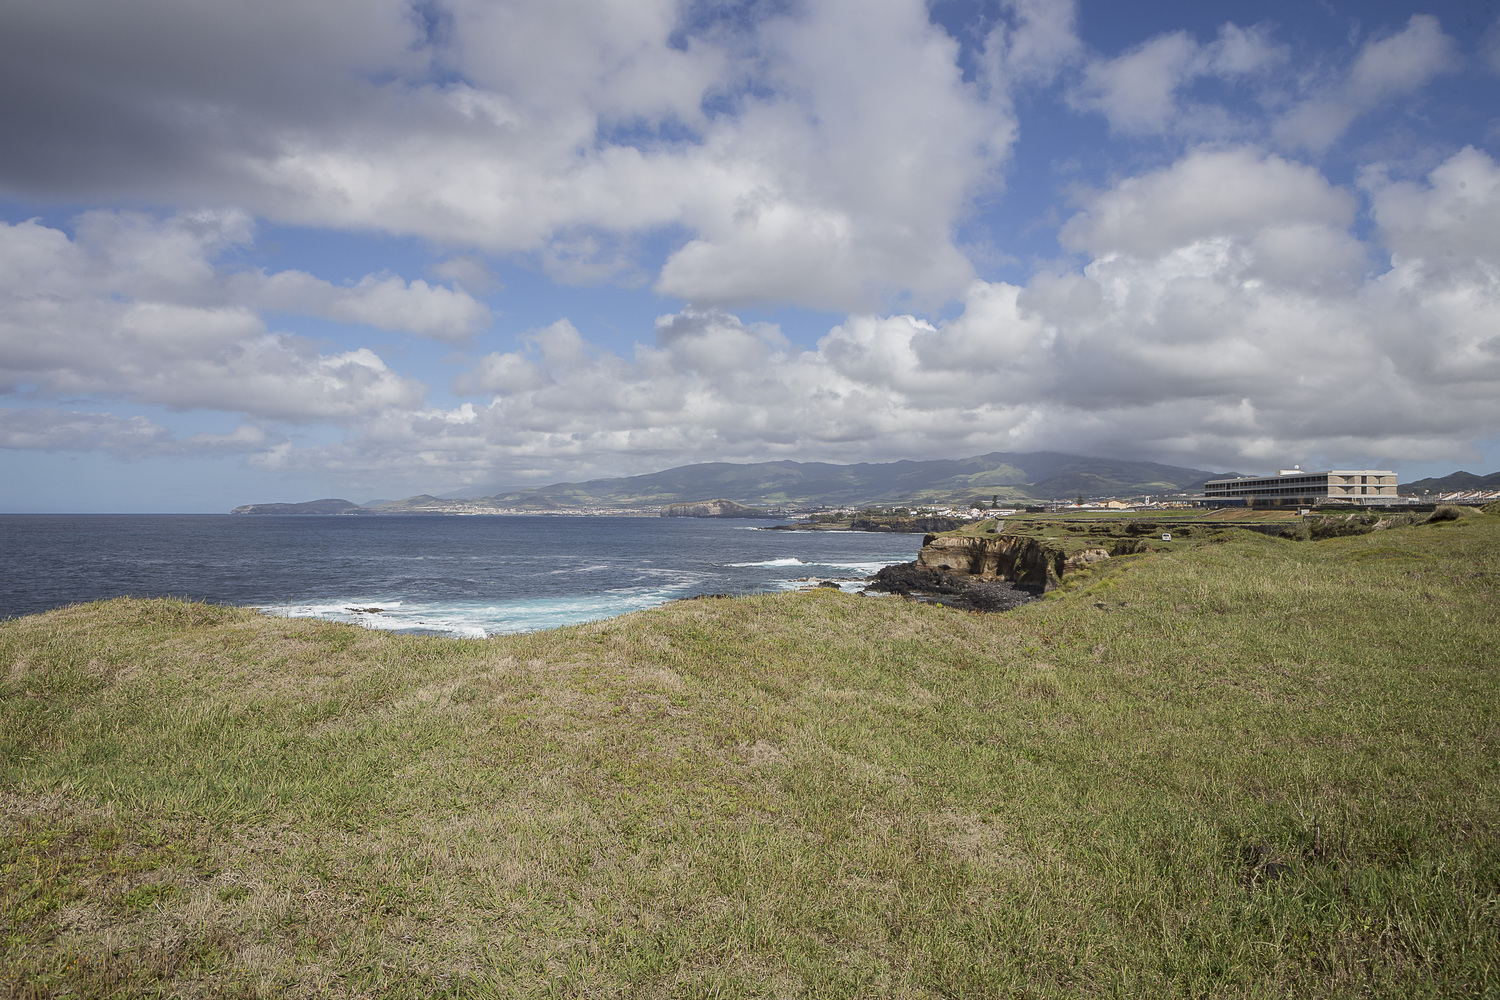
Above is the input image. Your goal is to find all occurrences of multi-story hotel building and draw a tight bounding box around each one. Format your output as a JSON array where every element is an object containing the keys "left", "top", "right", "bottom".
[{"left": 1203, "top": 468, "right": 1399, "bottom": 506}]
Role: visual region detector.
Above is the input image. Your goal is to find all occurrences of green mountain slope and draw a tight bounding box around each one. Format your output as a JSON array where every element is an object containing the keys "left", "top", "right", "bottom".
[
  {"left": 368, "top": 495, "right": 446, "bottom": 511},
  {"left": 479, "top": 452, "right": 1222, "bottom": 508},
  {"left": 234, "top": 454, "right": 1229, "bottom": 514},
  {"left": 1401, "top": 470, "right": 1500, "bottom": 494}
]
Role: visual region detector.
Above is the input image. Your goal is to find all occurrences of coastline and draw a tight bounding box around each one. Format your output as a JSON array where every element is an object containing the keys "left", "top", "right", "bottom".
[{"left": 0, "top": 513, "right": 923, "bottom": 636}]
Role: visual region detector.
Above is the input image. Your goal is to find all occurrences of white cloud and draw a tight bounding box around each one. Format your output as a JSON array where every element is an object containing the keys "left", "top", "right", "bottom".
[
  {"left": 3, "top": 4, "right": 1497, "bottom": 494},
  {"left": 12, "top": 148, "right": 1499, "bottom": 491},
  {"left": 1365, "top": 145, "right": 1500, "bottom": 268},
  {"left": 1275, "top": 14, "right": 1459, "bottom": 152},
  {"left": 1060, "top": 148, "right": 1358, "bottom": 260},
  {"left": 1364, "top": 147, "right": 1500, "bottom": 389},
  {"left": 1075, "top": 30, "right": 1201, "bottom": 135},
  {"left": 428, "top": 255, "right": 500, "bottom": 295},
  {"left": 0, "top": 0, "right": 1015, "bottom": 311},
  {"left": 983, "top": 0, "right": 1084, "bottom": 88},
  {"left": 251, "top": 271, "right": 490, "bottom": 342},
  {"left": 7, "top": 209, "right": 489, "bottom": 341},
  {"left": 1024, "top": 147, "right": 1496, "bottom": 459},
  {"left": 259, "top": 146, "right": 1499, "bottom": 492},
  {"left": 0, "top": 213, "right": 433, "bottom": 421},
  {"left": 0, "top": 407, "right": 272, "bottom": 458},
  {"left": 653, "top": 309, "right": 790, "bottom": 376},
  {"left": 655, "top": 0, "right": 1007, "bottom": 308},
  {"left": 1071, "top": 22, "right": 1284, "bottom": 137}
]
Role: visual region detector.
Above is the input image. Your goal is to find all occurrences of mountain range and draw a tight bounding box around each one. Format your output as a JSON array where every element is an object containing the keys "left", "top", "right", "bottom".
[
  {"left": 1399, "top": 470, "right": 1500, "bottom": 494},
  {"left": 233, "top": 452, "right": 1230, "bottom": 514}
]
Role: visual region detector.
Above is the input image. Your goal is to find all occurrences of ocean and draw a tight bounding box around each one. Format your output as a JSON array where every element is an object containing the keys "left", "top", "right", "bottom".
[{"left": 0, "top": 514, "right": 924, "bottom": 637}]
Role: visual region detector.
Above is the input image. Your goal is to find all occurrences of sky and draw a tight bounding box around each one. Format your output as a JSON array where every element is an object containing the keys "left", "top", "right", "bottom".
[{"left": 3, "top": 0, "right": 1499, "bottom": 512}]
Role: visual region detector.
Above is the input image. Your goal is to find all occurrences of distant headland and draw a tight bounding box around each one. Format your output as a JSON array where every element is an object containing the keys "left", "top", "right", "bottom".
[
  {"left": 230, "top": 451, "right": 1227, "bottom": 516},
  {"left": 231, "top": 453, "right": 1500, "bottom": 516}
]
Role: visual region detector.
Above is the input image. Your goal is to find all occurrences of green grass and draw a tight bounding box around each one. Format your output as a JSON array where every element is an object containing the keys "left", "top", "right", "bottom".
[{"left": 2, "top": 513, "right": 1498, "bottom": 997}]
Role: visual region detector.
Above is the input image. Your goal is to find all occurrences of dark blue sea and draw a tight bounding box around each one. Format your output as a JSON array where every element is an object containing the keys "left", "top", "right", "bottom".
[{"left": 0, "top": 515, "right": 923, "bottom": 637}]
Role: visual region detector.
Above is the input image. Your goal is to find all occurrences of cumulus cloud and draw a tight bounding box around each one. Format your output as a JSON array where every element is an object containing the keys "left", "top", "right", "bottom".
[
  {"left": 428, "top": 256, "right": 500, "bottom": 295},
  {"left": 998, "top": 147, "right": 1494, "bottom": 459},
  {"left": 1275, "top": 14, "right": 1459, "bottom": 152},
  {"left": 1363, "top": 147, "right": 1500, "bottom": 389},
  {"left": 3, "top": 3, "right": 1496, "bottom": 496},
  {"left": 246, "top": 145, "right": 1500, "bottom": 492},
  {"left": 1059, "top": 147, "right": 1359, "bottom": 262},
  {"left": 0, "top": 212, "right": 437, "bottom": 421},
  {"left": 11, "top": 147, "right": 1499, "bottom": 490},
  {"left": 0, "top": 0, "right": 1015, "bottom": 311},
  {"left": 654, "top": 0, "right": 1008, "bottom": 308},
  {"left": 983, "top": 0, "right": 1084, "bottom": 88},
  {"left": 1073, "top": 15, "right": 1460, "bottom": 148},
  {"left": 0, "top": 408, "right": 272, "bottom": 458},
  {"left": 1364, "top": 146, "right": 1500, "bottom": 268},
  {"left": 1071, "top": 22, "right": 1284, "bottom": 136},
  {"left": 250, "top": 271, "right": 489, "bottom": 342}
]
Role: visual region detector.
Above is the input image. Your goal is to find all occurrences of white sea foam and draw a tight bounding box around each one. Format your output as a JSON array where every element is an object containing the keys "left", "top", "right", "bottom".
[
  {"left": 812, "top": 560, "right": 901, "bottom": 575},
  {"left": 779, "top": 579, "right": 870, "bottom": 594},
  {"left": 246, "top": 523, "right": 913, "bottom": 638},
  {"left": 258, "top": 587, "right": 690, "bottom": 638},
  {"left": 259, "top": 600, "right": 488, "bottom": 638}
]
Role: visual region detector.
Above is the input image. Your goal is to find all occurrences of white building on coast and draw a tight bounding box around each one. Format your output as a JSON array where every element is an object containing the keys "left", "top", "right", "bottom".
[{"left": 1203, "top": 468, "right": 1399, "bottom": 507}]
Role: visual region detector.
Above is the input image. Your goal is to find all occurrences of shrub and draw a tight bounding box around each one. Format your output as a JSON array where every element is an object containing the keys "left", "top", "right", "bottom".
[{"left": 1308, "top": 517, "right": 1374, "bottom": 540}]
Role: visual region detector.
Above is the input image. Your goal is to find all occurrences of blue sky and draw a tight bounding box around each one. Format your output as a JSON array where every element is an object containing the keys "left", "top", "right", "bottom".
[{"left": 3, "top": 0, "right": 1499, "bottom": 511}]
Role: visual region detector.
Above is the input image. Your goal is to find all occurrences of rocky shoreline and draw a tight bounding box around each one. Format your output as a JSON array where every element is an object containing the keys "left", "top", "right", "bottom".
[
  {"left": 863, "top": 562, "right": 1037, "bottom": 612},
  {"left": 838, "top": 525, "right": 1114, "bottom": 612}
]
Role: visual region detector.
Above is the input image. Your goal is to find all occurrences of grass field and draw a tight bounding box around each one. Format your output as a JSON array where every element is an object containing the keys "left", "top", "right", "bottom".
[{"left": 2, "top": 510, "right": 1498, "bottom": 997}]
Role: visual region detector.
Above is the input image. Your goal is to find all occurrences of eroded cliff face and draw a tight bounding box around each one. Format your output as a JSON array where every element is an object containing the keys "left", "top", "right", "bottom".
[
  {"left": 913, "top": 533, "right": 1111, "bottom": 592},
  {"left": 848, "top": 515, "right": 969, "bottom": 533}
]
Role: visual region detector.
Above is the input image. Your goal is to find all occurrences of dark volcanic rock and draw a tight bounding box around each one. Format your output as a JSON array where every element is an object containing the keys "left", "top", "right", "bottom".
[
  {"left": 849, "top": 516, "right": 970, "bottom": 533},
  {"left": 867, "top": 562, "right": 1037, "bottom": 612}
]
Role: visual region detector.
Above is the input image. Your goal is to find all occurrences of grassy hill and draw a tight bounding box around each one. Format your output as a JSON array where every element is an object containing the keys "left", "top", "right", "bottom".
[{"left": 3, "top": 510, "right": 1497, "bottom": 996}]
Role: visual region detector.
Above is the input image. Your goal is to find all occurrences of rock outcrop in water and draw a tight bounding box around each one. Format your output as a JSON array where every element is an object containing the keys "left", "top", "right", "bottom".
[
  {"left": 867, "top": 562, "right": 1036, "bottom": 611},
  {"left": 868, "top": 530, "right": 1112, "bottom": 609},
  {"left": 660, "top": 498, "right": 774, "bottom": 518},
  {"left": 913, "top": 532, "right": 1111, "bottom": 592}
]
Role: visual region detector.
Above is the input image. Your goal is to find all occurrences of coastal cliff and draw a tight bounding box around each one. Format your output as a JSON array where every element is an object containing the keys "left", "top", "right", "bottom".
[
  {"left": 870, "top": 529, "right": 1113, "bottom": 605},
  {"left": 914, "top": 532, "right": 1111, "bottom": 592},
  {"left": 764, "top": 514, "right": 972, "bottom": 532},
  {"left": 850, "top": 515, "right": 969, "bottom": 533},
  {"left": 661, "top": 498, "right": 774, "bottom": 518}
]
